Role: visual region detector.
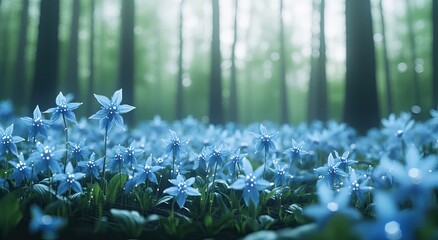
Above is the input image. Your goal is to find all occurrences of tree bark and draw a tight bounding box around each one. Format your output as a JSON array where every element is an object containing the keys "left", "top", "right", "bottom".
[
  {"left": 176, "top": 0, "right": 184, "bottom": 119},
  {"left": 405, "top": 0, "right": 421, "bottom": 111},
  {"left": 118, "top": 0, "right": 135, "bottom": 124},
  {"left": 13, "top": 0, "right": 30, "bottom": 109},
  {"left": 378, "top": 0, "right": 393, "bottom": 115},
  {"left": 209, "top": 0, "right": 223, "bottom": 124},
  {"left": 279, "top": 0, "right": 289, "bottom": 124},
  {"left": 308, "top": 0, "right": 328, "bottom": 122},
  {"left": 30, "top": 0, "right": 60, "bottom": 110},
  {"left": 229, "top": 0, "right": 238, "bottom": 123},
  {"left": 66, "top": 0, "right": 80, "bottom": 99},
  {"left": 87, "top": 0, "right": 95, "bottom": 116},
  {"left": 344, "top": 0, "right": 379, "bottom": 134},
  {"left": 432, "top": 0, "right": 438, "bottom": 108}
]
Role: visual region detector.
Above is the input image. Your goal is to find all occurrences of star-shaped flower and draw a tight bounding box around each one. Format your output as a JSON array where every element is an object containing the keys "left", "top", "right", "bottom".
[
  {"left": 44, "top": 92, "right": 82, "bottom": 124},
  {"left": 89, "top": 89, "right": 135, "bottom": 131},
  {"left": 229, "top": 158, "right": 272, "bottom": 207},
  {"left": 0, "top": 124, "right": 24, "bottom": 157},
  {"left": 163, "top": 174, "right": 201, "bottom": 208}
]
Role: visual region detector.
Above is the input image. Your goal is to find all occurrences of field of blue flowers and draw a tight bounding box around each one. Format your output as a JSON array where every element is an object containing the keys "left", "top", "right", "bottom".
[{"left": 0, "top": 89, "right": 437, "bottom": 239}]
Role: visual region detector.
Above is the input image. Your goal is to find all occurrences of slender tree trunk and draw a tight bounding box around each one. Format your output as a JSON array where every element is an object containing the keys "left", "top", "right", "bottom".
[
  {"left": 279, "top": 0, "right": 289, "bottom": 124},
  {"left": 66, "top": 0, "right": 80, "bottom": 99},
  {"left": 433, "top": 0, "right": 438, "bottom": 108},
  {"left": 344, "top": 0, "right": 379, "bottom": 134},
  {"left": 378, "top": 0, "right": 393, "bottom": 115},
  {"left": 244, "top": 3, "right": 254, "bottom": 123},
  {"left": 308, "top": 0, "right": 328, "bottom": 122},
  {"left": 405, "top": 0, "right": 421, "bottom": 111},
  {"left": 0, "top": 5, "right": 10, "bottom": 99},
  {"left": 176, "top": 0, "right": 184, "bottom": 119},
  {"left": 87, "top": 0, "right": 95, "bottom": 116},
  {"left": 13, "top": 0, "right": 30, "bottom": 109},
  {"left": 209, "top": 0, "right": 223, "bottom": 124},
  {"left": 118, "top": 0, "right": 135, "bottom": 124},
  {"left": 30, "top": 0, "right": 60, "bottom": 110},
  {"left": 229, "top": 0, "right": 238, "bottom": 123},
  {"left": 155, "top": 12, "right": 163, "bottom": 114}
]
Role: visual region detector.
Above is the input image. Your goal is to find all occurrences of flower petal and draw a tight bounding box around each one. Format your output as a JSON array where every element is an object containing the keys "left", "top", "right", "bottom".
[{"left": 94, "top": 94, "right": 111, "bottom": 107}]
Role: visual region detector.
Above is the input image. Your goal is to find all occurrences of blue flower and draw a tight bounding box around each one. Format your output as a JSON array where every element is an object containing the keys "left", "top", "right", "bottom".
[
  {"left": 89, "top": 89, "right": 135, "bottom": 131},
  {"left": 229, "top": 158, "right": 272, "bottom": 207},
  {"left": 0, "top": 124, "right": 24, "bottom": 157},
  {"left": 223, "top": 149, "right": 245, "bottom": 176},
  {"left": 77, "top": 152, "right": 103, "bottom": 180},
  {"left": 163, "top": 130, "right": 188, "bottom": 159},
  {"left": 53, "top": 162, "right": 85, "bottom": 195},
  {"left": 314, "top": 153, "right": 348, "bottom": 188},
  {"left": 208, "top": 146, "right": 228, "bottom": 170},
  {"left": 270, "top": 162, "right": 291, "bottom": 187},
  {"left": 283, "top": 139, "right": 308, "bottom": 164},
  {"left": 68, "top": 139, "right": 90, "bottom": 164},
  {"left": 108, "top": 146, "right": 126, "bottom": 173},
  {"left": 44, "top": 92, "right": 82, "bottom": 124},
  {"left": 31, "top": 142, "right": 64, "bottom": 174},
  {"left": 193, "top": 149, "right": 207, "bottom": 172},
  {"left": 304, "top": 183, "right": 361, "bottom": 228},
  {"left": 8, "top": 153, "right": 32, "bottom": 186},
  {"left": 251, "top": 124, "right": 278, "bottom": 154},
  {"left": 378, "top": 145, "right": 438, "bottom": 207},
  {"left": 21, "top": 105, "right": 50, "bottom": 141},
  {"left": 355, "top": 191, "right": 420, "bottom": 240},
  {"left": 122, "top": 140, "right": 144, "bottom": 167},
  {"left": 29, "top": 205, "right": 65, "bottom": 239},
  {"left": 163, "top": 174, "right": 201, "bottom": 208},
  {"left": 333, "top": 150, "right": 357, "bottom": 172},
  {"left": 124, "top": 155, "right": 161, "bottom": 193},
  {"left": 344, "top": 169, "right": 373, "bottom": 204}
]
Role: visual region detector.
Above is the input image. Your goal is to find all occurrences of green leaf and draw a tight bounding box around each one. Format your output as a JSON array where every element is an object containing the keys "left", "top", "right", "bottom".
[
  {"left": 106, "top": 173, "right": 127, "bottom": 206},
  {"left": 31, "top": 183, "right": 55, "bottom": 203},
  {"left": 155, "top": 195, "right": 173, "bottom": 207},
  {"left": 204, "top": 215, "right": 213, "bottom": 228},
  {"left": 0, "top": 192, "right": 22, "bottom": 236},
  {"left": 110, "top": 208, "right": 146, "bottom": 238},
  {"left": 258, "top": 215, "right": 276, "bottom": 229}
]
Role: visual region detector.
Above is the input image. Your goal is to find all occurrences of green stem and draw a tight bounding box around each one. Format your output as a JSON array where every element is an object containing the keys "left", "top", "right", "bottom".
[
  {"left": 62, "top": 114, "right": 69, "bottom": 173},
  {"left": 209, "top": 162, "right": 219, "bottom": 213},
  {"left": 263, "top": 150, "right": 267, "bottom": 179},
  {"left": 172, "top": 154, "right": 176, "bottom": 178},
  {"left": 101, "top": 126, "right": 109, "bottom": 195},
  {"left": 236, "top": 163, "right": 241, "bottom": 180},
  {"left": 49, "top": 167, "right": 53, "bottom": 202}
]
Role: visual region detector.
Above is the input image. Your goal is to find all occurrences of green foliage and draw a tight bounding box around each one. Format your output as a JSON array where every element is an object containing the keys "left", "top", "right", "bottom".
[
  {"left": 0, "top": 192, "right": 22, "bottom": 236},
  {"left": 106, "top": 173, "right": 127, "bottom": 206},
  {"left": 110, "top": 208, "right": 158, "bottom": 238}
]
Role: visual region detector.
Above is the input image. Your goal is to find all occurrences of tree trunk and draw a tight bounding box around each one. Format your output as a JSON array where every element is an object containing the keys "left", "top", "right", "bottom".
[
  {"left": 30, "top": 0, "right": 60, "bottom": 110},
  {"left": 308, "top": 0, "right": 328, "bottom": 122},
  {"left": 434, "top": 0, "right": 438, "bottom": 108},
  {"left": 13, "top": 0, "right": 30, "bottom": 109},
  {"left": 66, "top": 0, "right": 80, "bottom": 99},
  {"left": 279, "top": 0, "right": 289, "bottom": 124},
  {"left": 87, "top": 0, "right": 95, "bottom": 116},
  {"left": 0, "top": 5, "right": 10, "bottom": 99},
  {"left": 378, "top": 0, "right": 393, "bottom": 115},
  {"left": 344, "top": 0, "right": 379, "bottom": 134},
  {"left": 209, "top": 0, "right": 223, "bottom": 124},
  {"left": 176, "top": 0, "right": 184, "bottom": 119},
  {"left": 405, "top": 0, "right": 421, "bottom": 111},
  {"left": 229, "top": 0, "right": 238, "bottom": 123},
  {"left": 118, "top": 0, "right": 135, "bottom": 124}
]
